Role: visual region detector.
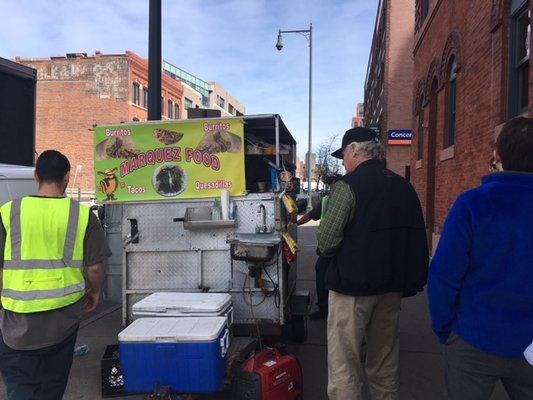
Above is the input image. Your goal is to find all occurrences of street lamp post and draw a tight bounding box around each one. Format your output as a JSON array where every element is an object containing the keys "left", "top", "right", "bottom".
[
  {"left": 148, "top": 0, "right": 162, "bottom": 121},
  {"left": 276, "top": 23, "right": 313, "bottom": 211}
]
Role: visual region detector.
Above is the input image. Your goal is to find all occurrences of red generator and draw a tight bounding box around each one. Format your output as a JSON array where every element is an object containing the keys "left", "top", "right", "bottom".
[{"left": 232, "top": 347, "right": 303, "bottom": 400}]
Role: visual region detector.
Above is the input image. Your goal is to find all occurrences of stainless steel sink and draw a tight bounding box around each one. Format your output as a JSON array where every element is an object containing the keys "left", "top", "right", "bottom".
[
  {"left": 227, "top": 232, "right": 281, "bottom": 246},
  {"left": 227, "top": 232, "right": 280, "bottom": 262}
]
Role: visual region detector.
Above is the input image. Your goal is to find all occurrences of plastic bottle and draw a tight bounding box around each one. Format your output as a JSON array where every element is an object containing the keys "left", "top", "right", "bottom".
[
  {"left": 228, "top": 201, "right": 236, "bottom": 220},
  {"left": 212, "top": 199, "right": 221, "bottom": 220},
  {"left": 74, "top": 344, "right": 89, "bottom": 357}
]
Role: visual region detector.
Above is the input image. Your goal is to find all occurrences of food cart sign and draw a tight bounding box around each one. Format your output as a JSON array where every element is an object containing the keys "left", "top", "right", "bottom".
[{"left": 94, "top": 119, "right": 245, "bottom": 203}]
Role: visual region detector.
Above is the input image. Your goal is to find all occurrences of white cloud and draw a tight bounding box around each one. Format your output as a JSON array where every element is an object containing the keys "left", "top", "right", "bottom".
[{"left": 0, "top": 0, "right": 377, "bottom": 156}]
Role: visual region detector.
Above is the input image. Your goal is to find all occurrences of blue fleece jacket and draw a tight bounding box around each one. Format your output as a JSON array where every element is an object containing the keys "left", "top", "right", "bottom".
[{"left": 428, "top": 172, "right": 533, "bottom": 358}]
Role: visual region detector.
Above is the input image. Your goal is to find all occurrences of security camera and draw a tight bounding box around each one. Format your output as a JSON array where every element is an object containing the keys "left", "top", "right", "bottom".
[{"left": 276, "top": 33, "right": 283, "bottom": 51}]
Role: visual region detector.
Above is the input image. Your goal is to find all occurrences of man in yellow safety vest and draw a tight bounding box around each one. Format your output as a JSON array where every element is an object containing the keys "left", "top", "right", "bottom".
[{"left": 0, "top": 150, "right": 110, "bottom": 400}]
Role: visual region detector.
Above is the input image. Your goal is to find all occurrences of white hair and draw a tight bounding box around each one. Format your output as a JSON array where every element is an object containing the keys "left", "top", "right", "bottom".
[{"left": 347, "top": 140, "right": 385, "bottom": 160}]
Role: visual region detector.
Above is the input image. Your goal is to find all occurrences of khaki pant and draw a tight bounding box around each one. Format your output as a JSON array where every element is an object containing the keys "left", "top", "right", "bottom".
[{"left": 327, "top": 291, "right": 402, "bottom": 400}]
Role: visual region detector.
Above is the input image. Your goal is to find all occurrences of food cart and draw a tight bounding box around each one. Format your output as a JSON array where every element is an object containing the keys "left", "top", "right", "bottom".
[{"left": 95, "top": 114, "right": 308, "bottom": 340}]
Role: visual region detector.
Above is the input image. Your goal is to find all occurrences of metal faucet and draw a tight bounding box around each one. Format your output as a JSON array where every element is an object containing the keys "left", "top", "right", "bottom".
[{"left": 257, "top": 204, "right": 268, "bottom": 233}]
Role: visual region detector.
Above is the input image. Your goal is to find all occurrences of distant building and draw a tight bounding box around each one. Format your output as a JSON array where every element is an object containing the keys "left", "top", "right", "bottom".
[
  {"left": 209, "top": 82, "right": 245, "bottom": 117},
  {"left": 162, "top": 61, "right": 210, "bottom": 109},
  {"left": 411, "top": 0, "right": 532, "bottom": 249},
  {"left": 182, "top": 82, "right": 203, "bottom": 112},
  {"left": 351, "top": 102, "right": 364, "bottom": 127},
  {"left": 163, "top": 61, "right": 245, "bottom": 117},
  {"left": 295, "top": 156, "right": 305, "bottom": 181},
  {"left": 363, "top": 0, "right": 414, "bottom": 177},
  {"left": 17, "top": 51, "right": 184, "bottom": 192}
]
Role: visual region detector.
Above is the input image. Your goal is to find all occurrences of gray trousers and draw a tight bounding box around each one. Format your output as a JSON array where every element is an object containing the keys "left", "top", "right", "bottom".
[{"left": 445, "top": 333, "right": 533, "bottom": 400}]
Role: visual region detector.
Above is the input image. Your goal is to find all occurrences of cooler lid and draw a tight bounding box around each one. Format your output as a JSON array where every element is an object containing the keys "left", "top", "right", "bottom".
[
  {"left": 118, "top": 317, "right": 227, "bottom": 343},
  {"left": 132, "top": 292, "right": 232, "bottom": 315}
]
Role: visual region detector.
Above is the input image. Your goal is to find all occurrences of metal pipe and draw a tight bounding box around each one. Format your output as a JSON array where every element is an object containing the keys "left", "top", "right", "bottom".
[
  {"left": 307, "top": 23, "right": 313, "bottom": 211},
  {"left": 275, "top": 115, "right": 280, "bottom": 168},
  {"left": 276, "top": 24, "right": 313, "bottom": 211},
  {"left": 148, "top": 0, "right": 162, "bottom": 121}
]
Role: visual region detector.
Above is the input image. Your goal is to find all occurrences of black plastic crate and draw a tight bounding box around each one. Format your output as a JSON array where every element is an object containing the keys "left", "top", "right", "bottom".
[{"left": 101, "top": 344, "right": 129, "bottom": 398}]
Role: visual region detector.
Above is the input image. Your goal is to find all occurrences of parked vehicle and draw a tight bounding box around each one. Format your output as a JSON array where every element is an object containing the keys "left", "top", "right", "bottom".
[{"left": 0, "top": 57, "right": 36, "bottom": 167}]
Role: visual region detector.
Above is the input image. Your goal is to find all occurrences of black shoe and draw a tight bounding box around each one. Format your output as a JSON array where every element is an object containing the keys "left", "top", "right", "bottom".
[{"left": 309, "top": 309, "right": 327, "bottom": 320}]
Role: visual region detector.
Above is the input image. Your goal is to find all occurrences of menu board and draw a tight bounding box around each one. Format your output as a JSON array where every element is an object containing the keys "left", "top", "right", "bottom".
[{"left": 94, "top": 119, "right": 245, "bottom": 203}]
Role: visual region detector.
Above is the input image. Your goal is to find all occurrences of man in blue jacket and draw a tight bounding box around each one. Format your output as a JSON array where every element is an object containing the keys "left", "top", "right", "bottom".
[{"left": 428, "top": 117, "right": 533, "bottom": 399}]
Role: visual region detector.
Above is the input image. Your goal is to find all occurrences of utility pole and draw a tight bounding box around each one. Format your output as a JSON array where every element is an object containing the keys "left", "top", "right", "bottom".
[{"left": 148, "top": 0, "right": 162, "bottom": 120}]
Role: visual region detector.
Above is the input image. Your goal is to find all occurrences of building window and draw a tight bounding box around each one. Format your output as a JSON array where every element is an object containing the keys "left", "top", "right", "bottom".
[
  {"left": 175, "top": 103, "right": 180, "bottom": 119},
  {"left": 132, "top": 83, "right": 140, "bottom": 105},
  {"left": 509, "top": 1, "right": 530, "bottom": 117},
  {"left": 143, "top": 87, "right": 148, "bottom": 108},
  {"left": 228, "top": 104, "right": 235, "bottom": 115},
  {"left": 421, "top": 0, "right": 429, "bottom": 24},
  {"left": 168, "top": 100, "right": 173, "bottom": 119},
  {"left": 417, "top": 99, "right": 424, "bottom": 160},
  {"left": 445, "top": 58, "right": 458, "bottom": 148},
  {"left": 184, "top": 98, "right": 193, "bottom": 109},
  {"left": 217, "top": 95, "right": 225, "bottom": 109},
  {"left": 161, "top": 96, "right": 164, "bottom": 114}
]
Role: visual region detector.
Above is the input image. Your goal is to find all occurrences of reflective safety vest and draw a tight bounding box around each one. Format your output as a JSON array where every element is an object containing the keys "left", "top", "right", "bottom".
[
  {"left": 0, "top": 197, "right": 89, "bottom": 313},
  {"left": 320, "top": 195, "right": 329, "bottom": 220}
]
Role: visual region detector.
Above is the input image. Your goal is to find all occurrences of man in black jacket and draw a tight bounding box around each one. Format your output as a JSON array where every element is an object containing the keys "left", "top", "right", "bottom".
[{"left": 318, "top": 127, "right": 428, "bottom": 400}]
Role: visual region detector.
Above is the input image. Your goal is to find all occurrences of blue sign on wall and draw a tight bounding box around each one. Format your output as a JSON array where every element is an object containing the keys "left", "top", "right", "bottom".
[{"left": 387, "top": 129, "right": 412, "bottom": 145}]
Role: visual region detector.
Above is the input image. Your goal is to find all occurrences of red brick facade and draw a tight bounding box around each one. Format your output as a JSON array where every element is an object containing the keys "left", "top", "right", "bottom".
[
  {"left": 364, "top": 0, "right": 415, "bottom": 177},
  {"left": 17, "top": 52, "right": 184, "bottom": 193},
  {"left": 412, "top": 0, "right": 531, "bottom": 247}
]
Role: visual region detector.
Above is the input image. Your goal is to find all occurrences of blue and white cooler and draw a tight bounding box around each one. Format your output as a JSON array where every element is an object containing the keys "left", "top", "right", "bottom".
[
  {"left": 132, "top": 292, "right": 234, "bottom": 326},
  {"left": 119, "top": 317, "right": 230, "bottom": 394}
]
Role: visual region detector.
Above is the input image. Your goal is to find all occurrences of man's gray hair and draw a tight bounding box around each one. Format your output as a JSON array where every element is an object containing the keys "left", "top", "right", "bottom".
[{"left": 347, "top": 140, "right": 385, "bottom": 160}]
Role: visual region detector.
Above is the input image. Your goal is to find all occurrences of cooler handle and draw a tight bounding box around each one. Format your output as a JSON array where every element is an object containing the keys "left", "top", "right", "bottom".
[
  {"left": 226, "top": 306, "right": 234, "bottom": 326},
  {"left": 220, "top": 328, "right": 230, "bottom": 357}
]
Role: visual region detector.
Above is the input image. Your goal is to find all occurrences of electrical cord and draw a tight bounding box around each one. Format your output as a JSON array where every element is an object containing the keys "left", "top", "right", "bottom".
[
  {"left": 244, "top": 275, "right": 263, "bottom": 351},
  {"left": 241, "top": 273, "right": 267, "bottom": 307},
  {"left": 263, "top": 266, "right": 281, "bottom": 308}
]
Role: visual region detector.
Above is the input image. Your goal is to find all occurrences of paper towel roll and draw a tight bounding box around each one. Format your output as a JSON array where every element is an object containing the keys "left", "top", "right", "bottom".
[{"left": 221, "top": 190, "right": 230, "bottom": 220}]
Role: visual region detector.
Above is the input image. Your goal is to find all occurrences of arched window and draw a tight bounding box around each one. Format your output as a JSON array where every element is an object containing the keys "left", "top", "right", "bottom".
[
  {"left": 143, "top": 87, "right": 148, "bottom": 108},
  {"left": 421, "top": 0, "right": 430, "bottom": 23},
  {"left": 445, "top": 58, "right": 458, "bottom": 148},
  {"left": 132, "top": 83, "right": 140, "bottom": 105},
  {"left": 167, "top": 100, "right": 173, "bottom": 119},
  {"left": 509, "top": 0, "right": 530, "bottom": 117}
]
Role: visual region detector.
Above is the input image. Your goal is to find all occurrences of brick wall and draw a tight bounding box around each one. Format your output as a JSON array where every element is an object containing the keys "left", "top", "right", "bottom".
[
  {"left": 19, "top": 52, "right": 184, "bottom": 193},
  {"left": 385, "top": 0, "right": 415, "bottom": 177},
  {"left": 364, "top": 0, "right": 414, "bottom": 177},
  {"left": 411, "top": 0, "right": 531, "bottom": 243},
  {"left": 21, "top": 56, "right": 130, "bottom": 192}
]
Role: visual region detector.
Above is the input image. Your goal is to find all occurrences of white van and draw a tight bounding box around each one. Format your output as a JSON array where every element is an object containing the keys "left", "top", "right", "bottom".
[{"left": 0, "top": 163, "right": 37, "bottom": 205}]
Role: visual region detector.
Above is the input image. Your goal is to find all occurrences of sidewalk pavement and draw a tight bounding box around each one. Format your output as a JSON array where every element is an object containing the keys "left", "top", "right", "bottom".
[{"left": 0, "top": 221, "right": 510, "bottom": 399}]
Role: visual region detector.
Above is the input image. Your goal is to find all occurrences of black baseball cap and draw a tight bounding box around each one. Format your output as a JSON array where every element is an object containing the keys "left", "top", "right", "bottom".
[{"left": 331, "top": 127, "right": 380, "bottom": 159}]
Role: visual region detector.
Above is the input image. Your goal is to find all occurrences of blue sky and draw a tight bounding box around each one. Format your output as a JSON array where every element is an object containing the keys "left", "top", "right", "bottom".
[{"left": 0, "top": 0, "right": 377, "bottom": 158}]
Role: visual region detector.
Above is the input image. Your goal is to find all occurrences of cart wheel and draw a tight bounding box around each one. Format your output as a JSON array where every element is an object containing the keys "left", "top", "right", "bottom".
[{"left": 291, "top": 315, "right": 307, "bottom": 343}]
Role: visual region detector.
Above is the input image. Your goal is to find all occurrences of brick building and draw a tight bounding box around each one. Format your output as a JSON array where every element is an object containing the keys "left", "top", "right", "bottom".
[
  {"left": 163, "top": 61, "right": 246, "bottom": 117},
  {"left": 351, "top": 102, "right": 364, "bottom": 128},
  {"left": 412, "top": 0, "right": 531, "bottom": 248},
  {"left": 364, "top": 0, "right": 414, "bottom": 177},
  {"left": 17, "top": 51, "right": 184, "bottom": 193}
]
